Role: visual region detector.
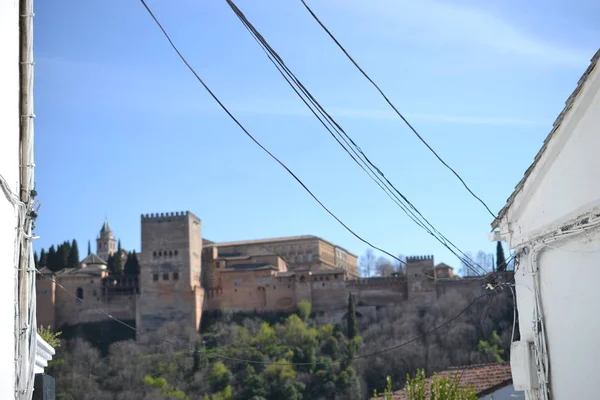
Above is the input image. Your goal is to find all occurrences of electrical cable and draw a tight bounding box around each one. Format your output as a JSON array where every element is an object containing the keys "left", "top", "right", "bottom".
[
  {"left": 299, "top": 0, "right": 497, "bottom": 219},
  {"left": 36, "top": 268, "right": 492, "bottom": 366},
  {"left": 224, "top": 0, "right": 486, "bottom": 276},
  {"left": 138, "top": 0, "right": 407, "bottom": 266}
]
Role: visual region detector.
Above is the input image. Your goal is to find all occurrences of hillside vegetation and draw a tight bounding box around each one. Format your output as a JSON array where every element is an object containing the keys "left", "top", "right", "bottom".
[{"left": 47, "top": 290, "right": 513, "bottom": 400}]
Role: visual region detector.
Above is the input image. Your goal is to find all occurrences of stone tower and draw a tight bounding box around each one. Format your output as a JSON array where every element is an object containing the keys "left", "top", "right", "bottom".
[
  {"left": 96, "top": 219, "right": 116, "bottom": 261},
  {"left": 137, "top": 211, "right": 204, "bottom": 340},
  {"left": 406, "top": 255, "right": 437, "bottom": 304}
]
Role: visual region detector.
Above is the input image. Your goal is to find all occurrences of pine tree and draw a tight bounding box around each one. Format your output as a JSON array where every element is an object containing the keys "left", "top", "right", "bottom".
[
  {"left": 68, "top": 239, "right": 80, "bottom": 268},
  {"left": 496, "top": 241, "right": 507, "bottom": 272},
  {"left": 34, "top": 251, "right": 39, "bottom": 268},
  {"left": 47, "top": 246, "right": 57, "bottom": 271},
  {"left": 347, "top": 293, "right": 358, "bottom": 339},
  {"left": 117, "top": 239, "right": 122, "bottom": 253},
  {"left": 87, "top": 240, "right": 91, "bottom": 256},
  {"left": 39, "top": 248, "right": 47, "bottom": 268}
]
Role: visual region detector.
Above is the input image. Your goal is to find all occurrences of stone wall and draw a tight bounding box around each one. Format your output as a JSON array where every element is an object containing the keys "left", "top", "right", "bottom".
[
  {"left": 36, "top": 275, "right": 56, "bottom": 328},
  {"left": 137, "top": 211, "right": 203, "bottom": 338}
]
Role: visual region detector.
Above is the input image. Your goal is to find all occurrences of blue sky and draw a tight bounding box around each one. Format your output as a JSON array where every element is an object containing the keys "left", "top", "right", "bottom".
[{"left": 33, "top": 0, "right": 598, "bottom": 269}]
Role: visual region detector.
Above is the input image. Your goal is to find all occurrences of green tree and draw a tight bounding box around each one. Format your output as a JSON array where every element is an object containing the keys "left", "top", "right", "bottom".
[
  {"left": 400, "top": 369, "right": 477, "bottom": 400},
  {"left": 68, "top": 239, "right": 80, "bottom": 268},
  {"left": 192, "top": 341, "right": 202, "bottom": 374},
  {"left": 478, "top": 330, "right": 504, "bottom": 362},
  {"left": 87, "top": 240, "right": 91, "bottom": 256},
  {"left": 347, "top": 293, "right": 358, "bottom": 339},
  {"left": 209, "top": 362, "right": 232, "bottom": 393},
  {"left": 57, "top": 241, "right": 71, "bottom": 270},
  {"left": 39, "top": 248, "right": 47, "bottom": 268},
  {"left": 496, "top": 242, "right": 507, "bottom": 272},
  {"left": 34, "top": 251, "right": 39, "bottom": 268},
  {"left": 124, "top": 251, "right": 141, "bottom": 275},
  {"left": 47, "top": 245, "right": 57, "bottom": 271},
  {"left": 297, "top": 300, "right": 311, "bottom": 322}
]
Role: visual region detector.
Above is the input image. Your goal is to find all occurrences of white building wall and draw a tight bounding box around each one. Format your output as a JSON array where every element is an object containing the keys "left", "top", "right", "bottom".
[
  {"left": 497, "top": 52, "right": 600, "bottom": 399},
  {"left": 503, "top": 62, "right": 600, "bottom": 249},
  {"left": 0, "top": 0, "right": 20, "bottom": 397}
]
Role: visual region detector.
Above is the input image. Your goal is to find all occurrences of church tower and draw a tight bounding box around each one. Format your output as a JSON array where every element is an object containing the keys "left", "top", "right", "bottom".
[{"left": 97, "top": 219, "right": 116, "bottom": 262}]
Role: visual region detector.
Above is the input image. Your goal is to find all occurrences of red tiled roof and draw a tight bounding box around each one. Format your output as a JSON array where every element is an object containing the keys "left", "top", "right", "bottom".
[{"left": 376, "top": 362, "right": 512, "bottom": 400}]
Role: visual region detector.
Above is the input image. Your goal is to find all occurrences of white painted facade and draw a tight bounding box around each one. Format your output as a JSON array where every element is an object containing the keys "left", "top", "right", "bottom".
[
  {"left": 493, "top": 50, "right": 600, "bottom": 400},
  {"left": 0, "top": 0, "right": 21, "bottom": 398}
]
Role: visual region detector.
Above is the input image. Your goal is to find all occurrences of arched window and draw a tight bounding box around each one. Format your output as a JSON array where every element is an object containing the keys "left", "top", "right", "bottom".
[
  {"left": 169, "top": 251, "right": 173, "bottom": 257},
  {"left": 76, "top": 287, "right": 84, "bottom": 300}
]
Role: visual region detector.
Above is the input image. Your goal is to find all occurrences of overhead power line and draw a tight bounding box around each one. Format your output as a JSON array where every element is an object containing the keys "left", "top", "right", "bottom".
[
  {"left": 36, "top": 269, "right": 493, "bottom": 366},
  {"left": 224, "top": 0, "right": 486, "bottom": 276},
  {"left": 299, "top": 0, "right": 497, "bottom": 219},
  {"left": 138, "top": 0, "right": 405, "bottom": 266}
]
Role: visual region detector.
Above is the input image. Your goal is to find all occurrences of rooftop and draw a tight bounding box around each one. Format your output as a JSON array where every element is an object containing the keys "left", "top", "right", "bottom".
[
  {"left": 220, "top": 263, "right": 278, "bottom": 272},
  {"left": 206, "top": 235, "right": 357, "bottom": 257},
  {"left": 492, "top": 48, "right": 600, "bottom": 229},
  {"left": 381, "top": 362, "right": 513, "bottom": 399}
]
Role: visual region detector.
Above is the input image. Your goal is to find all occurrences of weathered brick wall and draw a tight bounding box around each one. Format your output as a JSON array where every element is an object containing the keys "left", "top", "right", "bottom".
[
  {"left": 53, "top": 275, "right": 137, "bottom": 327},
  {"left": 347, "top": 277, "right": 408, "bottom": 306},
  {"left": 36, "top": 275, "right": 56, "bottom": 328},
  {"left": 310, "top": 276, "right": 348, "bottom": 311}
]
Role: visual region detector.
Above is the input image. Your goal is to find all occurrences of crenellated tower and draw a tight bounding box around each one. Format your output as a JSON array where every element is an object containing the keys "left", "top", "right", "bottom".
[
  {"left": 406, "top": 255, "right": 437, "bottom": 303},
  {"left": 136, "top": 211, "right": 204, "bottom": 340}
]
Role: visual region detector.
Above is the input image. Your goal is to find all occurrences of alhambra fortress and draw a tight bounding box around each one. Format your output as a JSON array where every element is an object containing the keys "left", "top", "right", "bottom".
[{"left": 36, "top": 211, "right": 496, "bottom": 337}]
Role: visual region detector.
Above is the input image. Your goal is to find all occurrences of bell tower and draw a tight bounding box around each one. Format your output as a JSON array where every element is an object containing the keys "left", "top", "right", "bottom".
[{"left": 96, "top": 219, "right": 116, "bottom": 262}]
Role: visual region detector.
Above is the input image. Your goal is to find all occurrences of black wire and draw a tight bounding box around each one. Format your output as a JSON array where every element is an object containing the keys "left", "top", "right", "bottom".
[
  {"left": 299, "top": 0, "right": 497, "bottom": 219},
  {"left": 37, "top": 268, "right": 492, "bottom": 366},
  {"left": 138, "top": 0, "right": 406, "bottom": 265},
  {"left": 224, "top": 0, "right": 486, "bottom": 276}
]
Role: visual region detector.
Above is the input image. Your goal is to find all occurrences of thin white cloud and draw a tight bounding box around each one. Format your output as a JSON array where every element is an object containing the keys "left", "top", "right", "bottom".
[{"left": 332, "top": 0, "right": 593, "bottom": 68}]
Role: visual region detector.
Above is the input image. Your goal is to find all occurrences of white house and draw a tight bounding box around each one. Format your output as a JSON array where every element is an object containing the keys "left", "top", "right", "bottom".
[
  {"left": 1, "top": 0, "right": 54, "bottom": 398},
  {"left": 490, "top": 49, "right": 600, "bottom": 400}
]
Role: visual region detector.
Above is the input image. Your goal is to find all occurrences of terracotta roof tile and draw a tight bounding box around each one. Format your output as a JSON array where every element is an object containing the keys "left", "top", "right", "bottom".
[{"left": 375, "top": 362, "right": 512, "bottom": 400}]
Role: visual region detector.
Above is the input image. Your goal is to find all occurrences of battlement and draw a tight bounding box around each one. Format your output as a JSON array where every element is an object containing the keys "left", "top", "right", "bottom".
[
  {"left": 141, "top": 211, "right": 191, "bottom": 222},
  {"left": 406, "top": 255, "right": 434, "bottom": 263}
]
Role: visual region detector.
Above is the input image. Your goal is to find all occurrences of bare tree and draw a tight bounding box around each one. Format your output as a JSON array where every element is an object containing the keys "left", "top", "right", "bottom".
[
  {"left": 375, "top": 257, "right": 395, "bottom": 277},
  {"left": 460, "top": 251, "right": 494, "bottom": 276},
  {"left": 359, "top": 249, "right": 376, "bottom": 277}
]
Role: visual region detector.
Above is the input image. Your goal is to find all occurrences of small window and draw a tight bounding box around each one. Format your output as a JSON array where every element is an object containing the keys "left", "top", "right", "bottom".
[
  {"left": 76, "top": 287, "right": 84, "bottom": 300},
  {"left": 326, "top": 276, "right": 329, "bottom": 281},
  {"left": 174, "top": 250, "right": 178, "bottom": 256},
  {"left": 158, "top": 251, "right": 162, "bottom": 257},
  {"left": 215, "top": 262, "right": 220, "bottom": 268},
  {"left": 322, "top": 283, "right": 325, "bottom": 287},
  {"left": 234, "top": 289, "right": 237, "bottom": 292},
  {"left": 307, "top": 252, "right": 313, "bottom": 262},
  {"left": 90, "top": 280, "right": 94, "bottom": 284},
  {"left": 153, "top": 251, "right": 157, "bottom": 258},
  {"left": 163, "top": 273, "right": 169, "bottom": 281},
  {"left": 287, "top": 285, "right": 290, "bottom": 289},
  {"left": 173, "top": 272, "right": 179, "bottom": 280},
  {"left": 298, "top": 254, "right": 303, "bottom": 262},
  {"left": 153, "top": 274, "right": 159, "bottom": 282},
  {"left": 334, "top": 275, "right": 338, "bottom": 279},
  {"left": 169, "top": 251, "right": 173, "bottom": 257},
  {"left": 273, "top": 286, "right": 276, "bottom": 289},
  {"left": 93, "top": 289, "right": 97, "bottom": 296}
]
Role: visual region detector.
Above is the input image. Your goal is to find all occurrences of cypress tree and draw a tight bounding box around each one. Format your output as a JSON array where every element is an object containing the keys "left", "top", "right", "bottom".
[
  {"left": 496, "top": 241, "right": 507, "bottom": 272},
  {"left": 47, "top": 246, "right": 57, "bottom": 271},
  {"left": 57, "top": 241, "right": 70, "bottom": 270},
  {"left": 39, "top": 248, "right": 47, "bottom": 268},
  {"left": 193, "top": 341, "right": 202, "bottom": 373},
  {"left": 34, "top": 251, "right": 39, "bottom": 268},
  {"left": 68, "top": 239, "right": 80, "bottom": 268},
  {"left": 107, "top": 254, "right": 116, "bottom": 274},
  {"left": 124, "top": 251, "right": 141, "bottom": 275},
  {"left": 347, "top": 293, "right": 358, "bottom": 339},
  {"left": 87, "top": 240, "right": 91, "bottom": 256}
]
